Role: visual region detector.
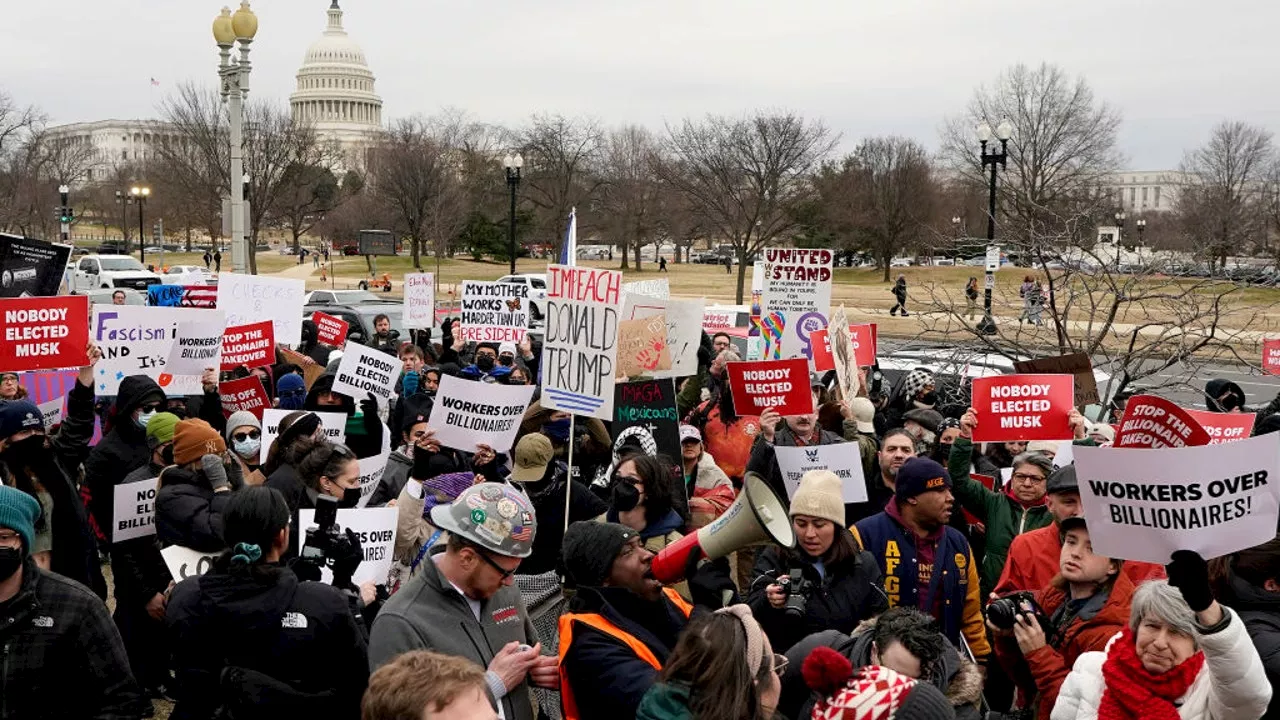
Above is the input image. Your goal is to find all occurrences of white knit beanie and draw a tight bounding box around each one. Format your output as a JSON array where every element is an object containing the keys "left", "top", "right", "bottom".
[{"left": 790, "top": 470, "right": 845, "bottom": 526}]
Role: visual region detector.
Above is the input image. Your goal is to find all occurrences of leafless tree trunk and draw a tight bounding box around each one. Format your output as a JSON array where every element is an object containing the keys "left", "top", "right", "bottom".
[
  {"left": 519, "top": 115, "right": 604, "bottom": 257},
  {"left": 1176, "top": 121, "right": 1274, "bottom": 268},
  {"left": 599, "top": 125, "right": 663, "bottom": 271},
  {"left": 365, "top": 116, "right": 456, "bottom": 269}
]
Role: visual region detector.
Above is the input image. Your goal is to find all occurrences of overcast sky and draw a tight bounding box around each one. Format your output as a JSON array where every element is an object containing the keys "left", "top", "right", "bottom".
[{"left": 7, "top": 0, "right": 1277, "bottom": 169}]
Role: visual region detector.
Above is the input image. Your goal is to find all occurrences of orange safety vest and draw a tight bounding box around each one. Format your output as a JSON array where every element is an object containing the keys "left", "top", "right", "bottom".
[{"left": 557, "top": 587, "right": 693, "bottom": 720}]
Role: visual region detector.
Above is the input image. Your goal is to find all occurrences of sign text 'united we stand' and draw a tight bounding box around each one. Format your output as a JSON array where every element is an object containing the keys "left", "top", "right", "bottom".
[{"left": 540, "top": 265, "right": 621, "bottom": 420}]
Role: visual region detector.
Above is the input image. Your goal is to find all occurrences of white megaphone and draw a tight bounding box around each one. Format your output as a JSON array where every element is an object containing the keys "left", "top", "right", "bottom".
[{"left": 650, "top": 471, "right": 796, "bottom": 584}]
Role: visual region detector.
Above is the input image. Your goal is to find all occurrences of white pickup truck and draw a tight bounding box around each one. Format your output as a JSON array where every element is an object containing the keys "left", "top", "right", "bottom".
[{"left": 69, "top": 255, "right": 162, "bottom": 294}]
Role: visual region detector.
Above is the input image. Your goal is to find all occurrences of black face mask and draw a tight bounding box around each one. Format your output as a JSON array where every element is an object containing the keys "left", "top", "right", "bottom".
[
  {"left": 0, "top": 547, "right": 22, "bottom": 582},
  {"left": 612, "top": 481, "right": 640, "bottom": 512},
  {"left": 338, "top": 486, "right": 362, "bottom": 509},
  {"left": 916, "top": 391, "right": 938, "bottom": 407},
  {"left": 475, "top": 356, "right": 496, "bottom": 372},
  {"left": 498, "top": 355, "right": 514, "bottom": 367},
  {"left": 0, "top": 434, "right": 48, "bottom": 472},
  {"left": 931, "top": 443, "right": 953, "bottom": 464}
]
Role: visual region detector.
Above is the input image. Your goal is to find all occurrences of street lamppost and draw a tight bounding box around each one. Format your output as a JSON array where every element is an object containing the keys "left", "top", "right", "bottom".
[
  {"left": 58, "top": 185, "right": 71, "bottom": 242},
  {"left": 1136, "top": 217, "right": 1146, "bottom": 248},
  {"left": 1114, "top": 211, "right": 1126, "bottom": 266},
  {"left": 503, "top": 153, "right": 523, "bottom": 274},
  {"left": 213, "top": 2, "right": 258, "bottom": 274},
  {"left": 977, "top": 118, "right": 1013, "bottom": 336},
  {"left": 131, "top": 186, "right": 150, "bottom": 264},
  {"left": 115, "top": 190, "right": 133, "bottom": 251}
]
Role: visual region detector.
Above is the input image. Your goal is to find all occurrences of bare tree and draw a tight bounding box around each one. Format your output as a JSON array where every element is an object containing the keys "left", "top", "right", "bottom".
[
  {"left": 659, "top": 112, "right": 836, "bottom": 302},
  {"left": 519, "top": 115, "right": 604, "bottom": 254},
  {"left": 0, "top": 91, "right": 50, "bottom": 235},
  {"left": 273, "top": 162, "right": 340, "bottom": 253},
  {"left": 1176, "top": 121, "right": 1274, "bottom": 269},
  {"left": 365, "top": 117, "right": 457, "bottom": 269},
  {"left": 598, "top": 125, "right": 663, "bottom": 270}
]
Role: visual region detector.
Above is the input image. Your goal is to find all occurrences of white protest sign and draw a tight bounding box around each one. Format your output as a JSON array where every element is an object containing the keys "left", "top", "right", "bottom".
[
  {"left": 297, "top": 507, "right": 397, "bottom": 584},
  {"left": 540, "top": 265, "right": 621, "bottom": 420},
  {"left": 1074, "top": 435, "right": 1280, "bottom": 564},
  {"left": 259, "top": 409, "right": 347, "bottom": 464},
  {"left": 37, "top": 397, "right": 62, "bottom": 429},
  {"left": 163, "top": 315, "right": 226, "bottom": 376},
  {"left": 217, "top": 273, "right": 305, "bottom": 345},
  {"left": 774, "top": 443, "right": 868, "bottom": 503},
  {"left": 429, "top": 374, "right": 535, "bottom": 454},
  {"left": 113, "top": 478, "right": 158, "bottom": 542},
  {"left": 332, "top": 342, "right": 398, "bottom": 406},
  {"left": 403, "top": 273, "right": 435, "bottom": 329},
  {"left": 162, "top": 545, "right": 221, "bottom": 582},
  {"left": 623, "top": 278, "right": 669, "bottom": 299},
  {"left": 622, "top": 295, "right": 705, "bottom": 379},
  {"left": 760, "top": 248, "right": 834, "bottom": 359},
  {"left": 92, "top": 305, "right": 218, "bottom": 395},
  {"left": 355, "top": 436, "right": 392, "bottom": 508},
  {"left": 458, "top": 281, "right": 529, "bottom": 343}
]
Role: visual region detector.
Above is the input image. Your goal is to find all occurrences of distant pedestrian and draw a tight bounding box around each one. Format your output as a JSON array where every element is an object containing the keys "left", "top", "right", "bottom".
[
  {"left": 313, "top": 251, "right": 320, "bottom": 267},
  {"left": 213, "top": 250, "right": 222, "bottom": 272},
  {"left": 659, "top": 256, "right": 668, "bottom": 272},
  {"left": 322, "top": 247, "right": 330, "bottom": 263},
  {"left": 1019, "top": 274, "right": 1036, "bottom": 322},
  {"left": 1027, "top": 281, "right": 1045, "bottom": 326},
  {"left": 202, "top": 250, "right": 211, "bottom": 269},
  {"left": 965, "top": 276, "right": 979, "bottom": 319},
  {"left": 890, "top": 274, "right": 909, "bottom": 316},
  {"left": 724, "top": 256, "right": 732, "bottom": 274}
]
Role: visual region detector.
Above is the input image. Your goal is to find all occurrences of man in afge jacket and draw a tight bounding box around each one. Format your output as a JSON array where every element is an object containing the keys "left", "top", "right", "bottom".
[{"left": 853, "top": 457, "right": 990, "bottom": 660}]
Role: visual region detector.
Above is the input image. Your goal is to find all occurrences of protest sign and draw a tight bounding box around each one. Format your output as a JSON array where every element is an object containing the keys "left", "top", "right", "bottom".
[
  {"left": 312, "top": 311, "right": 349, "bottom": 346},
  {"left": 725, "top": 359, "right": 815, "bottom": 416},
  {"left": 810, "top": 328, "right": 836, "bottom": 372},
  {"left": 848, "top": 323, "right": 877, "bottom": 367},
  {"left": 355, "top": 439, "right": 391, "bottom": 508},
  {"left": 259, "top": 409, "right": 347, "bottom": 464},
  {"left": 92, "top": 305, "right": 217, "bottom": 395},
  {"left": 333, "top": 342, "right": 398, "bottom": 406},
  {"left": 613, "top": 379, "right": 681, "bottom": 463},
  {"left": 1075, "top": 434, "right": 1280, "bottom": 564},
  {"left": 541, "top": 264, "right": 621, "bottom": 420},
  {"left": 403, "top": 273, "right": 435, "bottom": 329},
  {"left": 221, "top": 321, "right": 274, "bottom": 370},
  {"left": 429, "top": 374, "right": 535, "bottom": 454},
  {"left": 164, "top": 315, "right": 225, "bottom": 376},
  {"left": 616, "top": 314, "right": 672, "bottom": 379},
  {"left": 1013, "top": 353, "right": 1100, "bottom": 408},
  {"left": 0, "top": 296, "right": 89, "bottom": 372},
  {"left": 702, "top": 308, "right": 740, "bottom": 332},
  {"left": 1264, "top": 340, "right": 1280, "bottom": 376},
  {"left": 161, "top": 545, "right": 220, "bottom": 582},
  {"left": 457, "top": 281, "right": 529, "bottom": 342},
  {"left": 217, "top": 273, "right": 305, "bottom": 345},
  {"left": 218, "top": 376, "right": 270, "bottom": 420},
  {"left": 0, "top": 234, "right": 71, "bottom": 297},
  {"left": 623, "top": 278, "right": 669, "bottom": 299},
  {"left": 1115, "top": 394, "right": 1212, "bottom": 449},
  {"left": 623, "top": 295, "right": 704, "bottom": 378},
  {"left": 147, "top": 285, "right": 219, "bottom": 308},
  {"left": 278, "top": 347, "right": 325, "bottom": 389},
  {"left": 760, "top": 248, "right": 833, "bottom": 359},
  {"left": 808, "top": 320, "right": 876, "bottom": 381},
  {"left": 112, "top": 478, "right": 157, "bottom": 542},
  {"left": 970, "top": 374, "right": 1075, "bottom": 443},
  {"left": 1185, "top": 408, "right": 1255, "bottom": 445},
  {"left": 297, "top": 507, "right": 397, "bottom": 584},
  {"left": 37, "top": 397, "right": 63, "bottom": 429},
  {"left": 774, "top": 444, "right": 868, "bottom": 503}
]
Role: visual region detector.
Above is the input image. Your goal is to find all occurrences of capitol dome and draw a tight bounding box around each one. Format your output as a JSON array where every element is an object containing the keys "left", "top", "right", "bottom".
[{"left": 290, "top": 1, "right": 382, "bottom": 161}]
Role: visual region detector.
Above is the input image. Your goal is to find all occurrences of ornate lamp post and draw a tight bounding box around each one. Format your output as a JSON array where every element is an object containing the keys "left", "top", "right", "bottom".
[
  {"left": 130, "top": 186, "right": 151, "bottom": 264},
  {"left": 503, "top": 154, "right": 523, "bottom": 274},
  {"left": 977, "top": 118, "right": 1013, "bottom": 335},
  {"left": 213, "top": 2, "right": 258, "bottom": 274}
]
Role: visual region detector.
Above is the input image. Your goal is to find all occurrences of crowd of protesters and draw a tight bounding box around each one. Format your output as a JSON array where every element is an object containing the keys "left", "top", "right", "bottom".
[{"left": 0, "top": 315, "right": 1277, "bottom": 720}]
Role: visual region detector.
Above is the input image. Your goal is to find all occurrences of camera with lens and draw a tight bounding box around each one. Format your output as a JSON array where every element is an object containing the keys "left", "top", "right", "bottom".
[
  {"left": 777, "top": 568, "right": 813, "bottom": 618},
  {"left": 987, "top": 591, "right": 1054, "bottom": 640},
  {"left": 298, "top": 495, "right": 363, "bottom": 590}
]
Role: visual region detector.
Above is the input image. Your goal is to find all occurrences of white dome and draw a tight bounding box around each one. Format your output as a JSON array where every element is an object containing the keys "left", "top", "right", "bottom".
[{"left": 290, "top": 0, "right": 383, "bottom": 160}]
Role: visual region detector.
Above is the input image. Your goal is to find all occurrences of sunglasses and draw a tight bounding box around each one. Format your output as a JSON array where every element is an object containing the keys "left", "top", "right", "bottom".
[
  {"left": 473, "top": 546, "right": 517, "bottom": 580},
  {"left": 139, "top": 403, "right": 161, "bottom": 413},
  {"left": 232, "top": 430, "right": 262, "bottom": 443},
  {"left": 772, "top": 653, "right": 789, "bottom": 676}
]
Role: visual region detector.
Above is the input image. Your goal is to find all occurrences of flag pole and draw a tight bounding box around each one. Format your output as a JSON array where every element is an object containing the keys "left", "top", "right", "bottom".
[{"left": 563, "top": 415, "right": 576, "bottom": 534}]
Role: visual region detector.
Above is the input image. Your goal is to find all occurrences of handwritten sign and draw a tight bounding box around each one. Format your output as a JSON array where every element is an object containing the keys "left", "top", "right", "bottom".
[
  {"left": 775, "top": 443, "right": 868, "bottom": 503},
  {"left": 37, "top": 397, "right": 63, "bottom": 429},
  {"left": 218, "top": 376, "right": 270, "bottom": 420},
  {"left": 623, "top": 295, "right": 705, "bottom": 379},
  {"left": 0, "top": 296, "right": 89, "bottom": 372},
  {"left": 259, "top": 409, "right": 347, "bottom": 464},
  {"left": 113, "top": 478, "right": 157, "bottom": 543},
  {"left": 725, "top": 359, "right": 814, "bottom": 416},
  {"left": 164, "top": 316, "right": 225, "bottom": 376},
  {"left": 333, "top": 342, "right": 398, "bottom": 406},
  {"left": 161, "top": 545, "right": 220, "bottom": 582},
  {"left": 92, "top": 306, "right": 218, "bottom": 395},
  {"left": 297, "top": 507, "right": 397, "bottom": 584},
  {"left": 616, "top": 314, "right": 671, "bottom": 379},
  {"left": 403, "top": 273, "right": 435, "bottom": 329},
  {"left": 312, "top": 311, "right": 349, "bottom": 346},
  {"left": 971, "top": 374, "right": 1075, "bottom": 443},
  {"left": 217, "top": 273, "right": 304, "bottom": 345},
  {"left": 761, "top": 248, "right": 833, "bottom": 359},
  {"left": 541, "top": 264, "right": 621, "bottom": 420},
  {"left": 612, "top": 379, "right": 681, "bottom": 463},
  {"left": 623, "top": 278, "right": 669, "bottom": 299},
  {"left": 1115, "top": 395, "right": 1212, "bottom": 449},
  {"left": 458, "top": 281, "right": 529, "bottom": 343},
  {"left": 221, "top": 321, "right": 274, "bottom": 371},
  {"left": 428, "top": 374, "right": 535, "bottom": 454}
]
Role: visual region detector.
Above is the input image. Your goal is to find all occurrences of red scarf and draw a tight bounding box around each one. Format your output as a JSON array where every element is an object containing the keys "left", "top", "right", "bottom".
[{"left": 1097, "top": 627, "right": 1205, "bottom": 720}]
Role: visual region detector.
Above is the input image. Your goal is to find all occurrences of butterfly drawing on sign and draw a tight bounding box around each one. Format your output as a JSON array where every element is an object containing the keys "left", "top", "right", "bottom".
[{"left": 505, "top": 297, "right": 522, "bottom": 312}]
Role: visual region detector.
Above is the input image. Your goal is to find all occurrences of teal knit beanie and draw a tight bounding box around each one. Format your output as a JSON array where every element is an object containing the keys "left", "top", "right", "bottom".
[{"left": 0, "top": 485, "right": 40, "bottom": 553}]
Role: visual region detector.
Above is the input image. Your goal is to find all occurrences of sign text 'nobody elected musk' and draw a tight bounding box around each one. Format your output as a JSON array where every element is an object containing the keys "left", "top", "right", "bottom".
[
  {"left": 970, "top": 374, "right": 1075, "bottom": 443},
  {"left": 0, "top": 296, "right": 89, "bottom": 372},
  {"left": 312, "top": 311, "right": 349, "bottom": 346},
  {"left": 458, "top": 281, "right": 529, "bottom": 342},
  {"left": 540, "top": 264, "right": 621, "bottom": 420},
  {"left": 725, "top": 359, "right": 815, "bottom": 416}
]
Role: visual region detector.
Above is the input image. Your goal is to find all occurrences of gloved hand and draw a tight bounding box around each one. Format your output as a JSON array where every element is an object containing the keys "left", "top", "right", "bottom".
[
  {"left": 1166, "top": 550, "right": 1213, "bottom": 612},
  {"left": 402, "top": 371, "right": 420, "bottom": 395},
  {"left": 360, "top": 392, "right": 383, "bottom": 442},
  {"left": 202, "top": 454, "right": 231, "bottom": 491},
  {"left": 686, "top": 554, "right": 739, "bottom": 610},
  {"left": 331, "top": 528, "right": 365, "bottom": 587},
  {"left": 696, "top": 344, "right": 712, "bottom": 368},
  {"left": 225, "top": 455, "right": 245, "bottom": 490}
]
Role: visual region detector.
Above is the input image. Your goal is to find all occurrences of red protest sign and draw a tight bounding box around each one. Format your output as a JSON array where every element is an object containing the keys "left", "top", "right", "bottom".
[
  {"left": 849, "top": 323, "right": 877, "bottom": 367},
  {"left": 1115, "top": 394, "right": 1212, "bottom": 448},
  {"left": 312, "top": 311, "right": 349, "bottom": 346},
  {"left": 971, "top": 374, "right": 1075, "bottom": 442},
  {"left": 221, "top": 321, "right": 275, "bottom": 370},
  {"left": 725, "top": 358, "right": 815, "bottom": 416},
  {"left": 1264, "top": 340, "right": 1280, "bottom": 375},
  {"left": 810, "top": 328, "right": 835, "bottom": 372},
  {"left": 218, "top": 376, "right": 270, "bottom": 420},
  {"left": 963, "top": 473, "right": 996, "bottom": 525},
  {"left": 1184, "top": 408, "right": 1255, "bottom": 445},
  {"left": 0, "top": 296, "right": 90, "bottom": 372}
]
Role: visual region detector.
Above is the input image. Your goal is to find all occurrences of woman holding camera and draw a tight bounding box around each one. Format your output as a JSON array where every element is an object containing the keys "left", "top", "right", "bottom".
[{"left": 747, "top": 470, "right": 887, "bottom": 653}]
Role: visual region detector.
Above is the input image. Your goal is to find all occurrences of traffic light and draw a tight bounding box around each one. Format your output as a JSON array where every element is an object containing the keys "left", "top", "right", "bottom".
[{"left": 59, "top": 207, "right": 74, "bottom": 223}]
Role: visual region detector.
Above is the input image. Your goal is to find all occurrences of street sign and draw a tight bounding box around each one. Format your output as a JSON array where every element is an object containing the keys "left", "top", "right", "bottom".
[
  {"left": 358, "top": 229, "right": 396, "bottom": 256},
  {"left": 985, "top": 274, "right": 995, "bottom": 290},
  {"left": 985, "top": 246, "right": 1001, "bottom": 272}
]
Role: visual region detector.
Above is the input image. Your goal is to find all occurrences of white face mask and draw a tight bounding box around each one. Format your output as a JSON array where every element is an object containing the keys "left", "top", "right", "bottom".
[
  {"left": 233, "top": 437, "right": 261, "bottom": 460},
  {"left": 135, "top": 410, "right": 156, "bottom": 430}
]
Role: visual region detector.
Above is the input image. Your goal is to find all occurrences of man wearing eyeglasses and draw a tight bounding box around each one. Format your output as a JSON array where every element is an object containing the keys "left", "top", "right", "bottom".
[{"left": 369, "top": 482, "right": 555, "bottom": 720}]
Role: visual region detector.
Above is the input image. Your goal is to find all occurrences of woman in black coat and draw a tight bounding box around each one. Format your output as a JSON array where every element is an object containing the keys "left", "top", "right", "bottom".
[
  {"left": 1210, "top": 534, "right": 1280, "bottom": 720},
  {"left": 156, "top": 419, "right": 240, "bottom": 552}
]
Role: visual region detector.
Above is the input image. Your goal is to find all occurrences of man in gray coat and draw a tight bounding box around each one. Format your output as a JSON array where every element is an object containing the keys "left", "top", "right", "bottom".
[{"left": 369, "top": 482, "right": 556, "bottom": 720}]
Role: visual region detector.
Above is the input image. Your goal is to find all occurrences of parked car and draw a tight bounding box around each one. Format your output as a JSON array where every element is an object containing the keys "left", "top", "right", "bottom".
[
  {"left": 496, "top": 273, "right": 547, "bottom": 324},
  {"left": 342, "top": 245, "right": 360, "bottom": 256},
  {"left": 304, "top": 289, "right": 388, "bottom": 305},
  {"left": 68, "top": 254, "right": 162, "bottom": 293},
  {"left": 163, "top": 265, "right": 218, "bottom": 285},
  {"left": 302, "top": 303, "right": 406, "bottom": 348}
]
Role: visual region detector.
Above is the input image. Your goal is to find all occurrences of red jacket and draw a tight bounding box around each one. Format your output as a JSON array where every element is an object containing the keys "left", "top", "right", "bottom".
[{"left": 992, "top": 524, "right": 1165, "bottom": 597}]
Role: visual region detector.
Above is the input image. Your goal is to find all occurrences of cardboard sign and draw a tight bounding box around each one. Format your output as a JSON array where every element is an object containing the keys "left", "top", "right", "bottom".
[
  {"left": 221, "top": 321, "right": 275, "bottom": 370},
  {"left": 623, "top": 295, "right": 705, "bottom": 379},
  {"left": 92, "top": 305, "right": 218, "bottom": 395},
  {"left": 1075, "top": 435, "right": 1280, "bottom": 564},
  {"left": 1115, "top": 395, "right": 1212, "bottom": 449},
  {"left": 774, "top": 443, "right": 868, "bottom": 503},
  {"left": 313, "top": 311, "right": 349, "bottom": 346},
  {"left": 458, "top": 281, "right": 529, "bottom": 342},
  {"left": 616, "top": 314, "right": 672, "bottom": 379},
  {"left": 760, "top": 248, "right": 833, "bottom": 359},
  {"left": 428, "top": 374, "right": 536, "bottom": 454},
  {"left": 1013, "top": 353, "right": 1100, "bottom": 408},
  {"left": 164, "top": 316, "right": 225, "bottom": 376},
  {"left": 540, "top": 265, "right": 622, "bottom": 420},
  {"left": 971, "top": 374, "right": 1075, "bottom": 443},
  {"left": 623, "top": 278, "right": 669, "bottom": 299},
  {"left": 403, "top": 273, "right": 435, "bottom": 329},
  {"left": 296, "top": 507, "right": 397, "bottom": 584},
  {"left": 259, "top": 409, "right": 347, "bottom": 464},
  {"left": 613, "top": 379, "right": 681, "bottom": 463},
  {"left": 162, "top": 545, "right": 220, "bottom": 582},
  {"left": 0, "top": 296, "right": 89, "bottom": 372},
  {"left": 0, "top": 235, "right": 72, "bottom": 297},
  {"left": 217, "top": 273, "right": 305, "bottom": 345},
  {"left": 113, "top": 478, "right": 157, "bottom": 543},
  {"left": 333, "top": 342, "right": 398, "bottom": 406},
  {"left": 218, "top": 376, "right": 270, "bottom": 420},
  {"left": 278, "top": 346, "right": 325, "bottom": 389},
  {"left": 1184, "top": 409, "right": 1255, "bottom": 446},
  {"left": 725, "top": 359, "right": 815, "bottom": 416}
]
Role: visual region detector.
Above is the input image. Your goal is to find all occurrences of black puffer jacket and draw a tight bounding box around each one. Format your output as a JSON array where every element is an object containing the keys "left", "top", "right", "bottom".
[
  {"left": 155, "top": 466, "right": 231, "bottom": 552},
  {"left": 166, "top": 561, "right": 368, "bottom": 720},
  {"left": 113, "top": 462, "right": 172, "bottom": 606},
  {"left": 85, "top": 375, "right": 163, "bottom": 537},
  {"left": 1226, "top": 568, "right": 1280, "bottom": 720}
]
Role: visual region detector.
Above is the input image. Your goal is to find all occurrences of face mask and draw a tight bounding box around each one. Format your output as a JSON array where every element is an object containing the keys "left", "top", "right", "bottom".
[
  {"left": 0, "top": 434, "right": 47, "bottom": 471},
  {"left": 233, "top": 438, "right": 261, "bottom": 461},
  {"left": 402, "top": 371, "right": 420, "bottom": 395},
  {"left": 542, "top": 419, "right": 571, "bottom": 444},
  {"left": 135, "top": 410, "right": 156, "bottom": 430},
  {"left": 498, "top": 355, "right": 514, "bottom": 367},
  {"left": 475, "top": 355, "right": 496, "bottom": 372},
  {"left": 932, "top": 443, "right": 953, "bottom": 463},
  {"left": 278, "top": 390, "right": 306, "bottom": 411},
  {"left": 612, "top": 481, "right": 640, "bottom": 512},
  {"left": 914, "top": 392, "right": 938, "bottom": 408},
  {"left": 0, "top": 546, "right": 22, "bottom": 582},
  {"left": 338, "top": 486, "right": 362, "bottom": 509},
  {"left": 1219, "top": 394, "right": 1242, "bottom": 412}
]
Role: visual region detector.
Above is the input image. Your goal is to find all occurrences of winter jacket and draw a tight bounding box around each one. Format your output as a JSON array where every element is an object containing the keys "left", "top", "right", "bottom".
[
  {"left": 166, "top": 561, "right": 368, "bottom": 720},
  {"left": 684, "top": 451, "right": 735, "bottom": 530},
  {"left": 264, "top": 463, "right": 308, "bottom": 513},
  {"left": 948, "top": 437, "right": 1053, "bottom": 597},
  {"left": 1223, "top": 567, "right": 1280, "bottom": 720},
  {"left": 893, "top": 280, "right": 908, "bottom": 302},
  {"left": 519, "top": 468, "right": 609, "bottom": 576},
  {"left": 85, "top": 375, "right": 163, "bottom": 541},
  {"left": 993, "top": 523, "right": 1165, "bottom": 596},
  {"left": 747, "top": 423, "right": 846, "bottom": 511},
  {"left": 365, "top": 449, "right": 412, "bottom": 507},
  {"left": 112, "top": 462, "right": 172, "bottom": 606},
  {"left": 155, "top": 466, "right": 231, "bottom": 553},
  {"left": 635, "top": 682, "right": 695, "bottom": 720},
  {"left": 0, "top": 558, "right": 144, "bottom": 720},
  {"left": 852, "top": 501, "right": 991, "bottom": 659},
  {"left": 1051, "top": 608, "right": 1272, "bottom": 720},
  {"left": 746, "top": 541, "right": 888, "bottom": 653},
  {"left": 690, "top": 401, "right": 761, "bottom": 485},
  {"left": 369, "top": 548, "right": 541, "bottom": 720}
]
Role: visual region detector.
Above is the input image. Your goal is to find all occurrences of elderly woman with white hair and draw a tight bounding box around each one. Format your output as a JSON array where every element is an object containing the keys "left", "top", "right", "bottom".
[{"left": 1052, "top": 550, "right": 1272, "bottom": 720}]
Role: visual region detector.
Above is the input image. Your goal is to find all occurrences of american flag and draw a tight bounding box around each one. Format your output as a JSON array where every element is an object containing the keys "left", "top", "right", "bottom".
[
  {"left": 510, "top": 525, "right": 532, "bottom": 542},
  {"left": 150, "top": 77, "right": 160, "bottom": 87}
]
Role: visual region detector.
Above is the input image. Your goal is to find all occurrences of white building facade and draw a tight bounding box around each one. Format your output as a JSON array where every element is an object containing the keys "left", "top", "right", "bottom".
[
  {"left": 1108, "top": 170, "right": 1187, "bottom": 213},
  {"left": 41, "top": 119, "right": 178, "bottom": 186}
]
